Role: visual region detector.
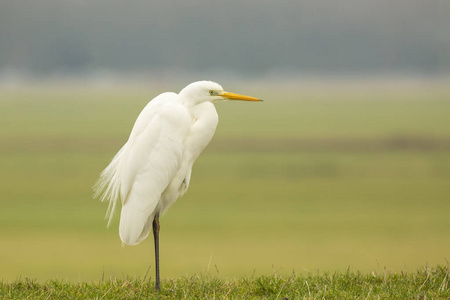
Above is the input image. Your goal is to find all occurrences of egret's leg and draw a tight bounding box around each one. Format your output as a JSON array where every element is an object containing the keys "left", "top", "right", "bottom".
[{"left": 153, "top": 214, "right": 161, "bottom": 291}]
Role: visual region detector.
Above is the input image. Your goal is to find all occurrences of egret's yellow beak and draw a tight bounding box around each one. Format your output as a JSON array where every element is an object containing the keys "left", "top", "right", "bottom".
[{"left": 220, "top": 91, "right": 262, "bottom": 102}]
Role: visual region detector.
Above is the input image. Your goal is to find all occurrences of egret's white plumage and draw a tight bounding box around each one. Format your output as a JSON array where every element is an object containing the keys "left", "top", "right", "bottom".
[{"left": 94, "top": 81, "right": 261, "bottom": 246}]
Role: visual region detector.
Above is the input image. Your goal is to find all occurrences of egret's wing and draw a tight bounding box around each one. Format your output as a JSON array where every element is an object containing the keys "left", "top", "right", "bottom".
[
  {"left": 119, "top": 100, "right": 190, "bottom": 245},
  {"left": 119, "top": 92, "right": 179, "bottom": 199},
  {"left": 94, "top": 92, "right": 191, "bottom": 245}
]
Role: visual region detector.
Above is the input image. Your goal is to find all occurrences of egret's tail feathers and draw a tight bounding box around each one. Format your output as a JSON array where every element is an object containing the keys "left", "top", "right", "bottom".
[
  {"left": 93, "top": 145, "right": 126, "bottom": 226},
  {"left": 119, "top": 207, "right": 154, "bottom": 246}
]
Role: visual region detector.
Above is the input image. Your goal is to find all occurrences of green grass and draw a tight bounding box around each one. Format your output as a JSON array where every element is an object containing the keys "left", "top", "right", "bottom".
[
  {"left": 1, "top": 265, "right": 448, "bottom": 299},
  {"left": 0, "top": 84, "right": 449, "bottom": 285}
]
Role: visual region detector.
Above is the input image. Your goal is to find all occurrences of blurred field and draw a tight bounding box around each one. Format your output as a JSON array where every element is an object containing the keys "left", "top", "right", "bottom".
[{"left": 0, "top": 83, "right": 449, "bottom": 282}]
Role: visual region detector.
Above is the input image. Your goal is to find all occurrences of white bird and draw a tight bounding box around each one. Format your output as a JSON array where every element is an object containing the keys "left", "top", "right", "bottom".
[{"left": 94, "top": 81, "right": 261, "bottom": 290}]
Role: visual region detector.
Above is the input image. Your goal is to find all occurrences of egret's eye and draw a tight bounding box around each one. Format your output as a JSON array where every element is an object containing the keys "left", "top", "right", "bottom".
[{"left": 209, "top": 90, "right": 214, "bottom": 95}]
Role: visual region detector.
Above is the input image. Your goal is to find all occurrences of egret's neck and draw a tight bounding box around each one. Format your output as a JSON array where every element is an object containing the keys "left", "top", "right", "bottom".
[{"left": 183, "top": 101, "right": 218, "bottom": 163}]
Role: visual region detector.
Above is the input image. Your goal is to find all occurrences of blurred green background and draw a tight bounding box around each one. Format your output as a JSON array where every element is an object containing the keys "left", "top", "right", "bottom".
[{"left": 1, "top": 83, "right": 449, "bottom": 282}]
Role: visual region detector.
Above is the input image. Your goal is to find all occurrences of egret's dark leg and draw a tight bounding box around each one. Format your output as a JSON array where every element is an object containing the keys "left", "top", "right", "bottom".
[{"left": 152, "top": 214, "right": 161, "bottom": 291}]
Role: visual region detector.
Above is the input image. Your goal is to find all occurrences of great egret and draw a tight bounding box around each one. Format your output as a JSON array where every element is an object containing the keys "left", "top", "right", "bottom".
[{"left": 94, "top": 81, "right": 261, "bottom": 291}]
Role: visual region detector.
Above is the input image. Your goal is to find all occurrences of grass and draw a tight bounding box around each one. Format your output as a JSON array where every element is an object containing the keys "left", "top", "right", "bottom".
[
  {"left": 0, "top": 82, "right": 449, "bottom": 287},
  {"left": 1, "top": 265, "right": 448, "bottom": 299}
]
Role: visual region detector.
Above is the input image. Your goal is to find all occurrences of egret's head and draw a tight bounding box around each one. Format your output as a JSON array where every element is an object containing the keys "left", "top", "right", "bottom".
[{"left": 179, "top": 81, "right": 262, "bottom": 104}]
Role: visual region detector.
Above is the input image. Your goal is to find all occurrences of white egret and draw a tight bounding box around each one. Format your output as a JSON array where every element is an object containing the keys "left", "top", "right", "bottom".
[{"left": 94, "top": 81, "right": 261, "bottom": 290}]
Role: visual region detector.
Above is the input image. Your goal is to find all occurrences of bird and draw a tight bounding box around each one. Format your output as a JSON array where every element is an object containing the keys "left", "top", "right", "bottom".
[{"left": 94, "top": 81, "right": 262, "bottom": 291}]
